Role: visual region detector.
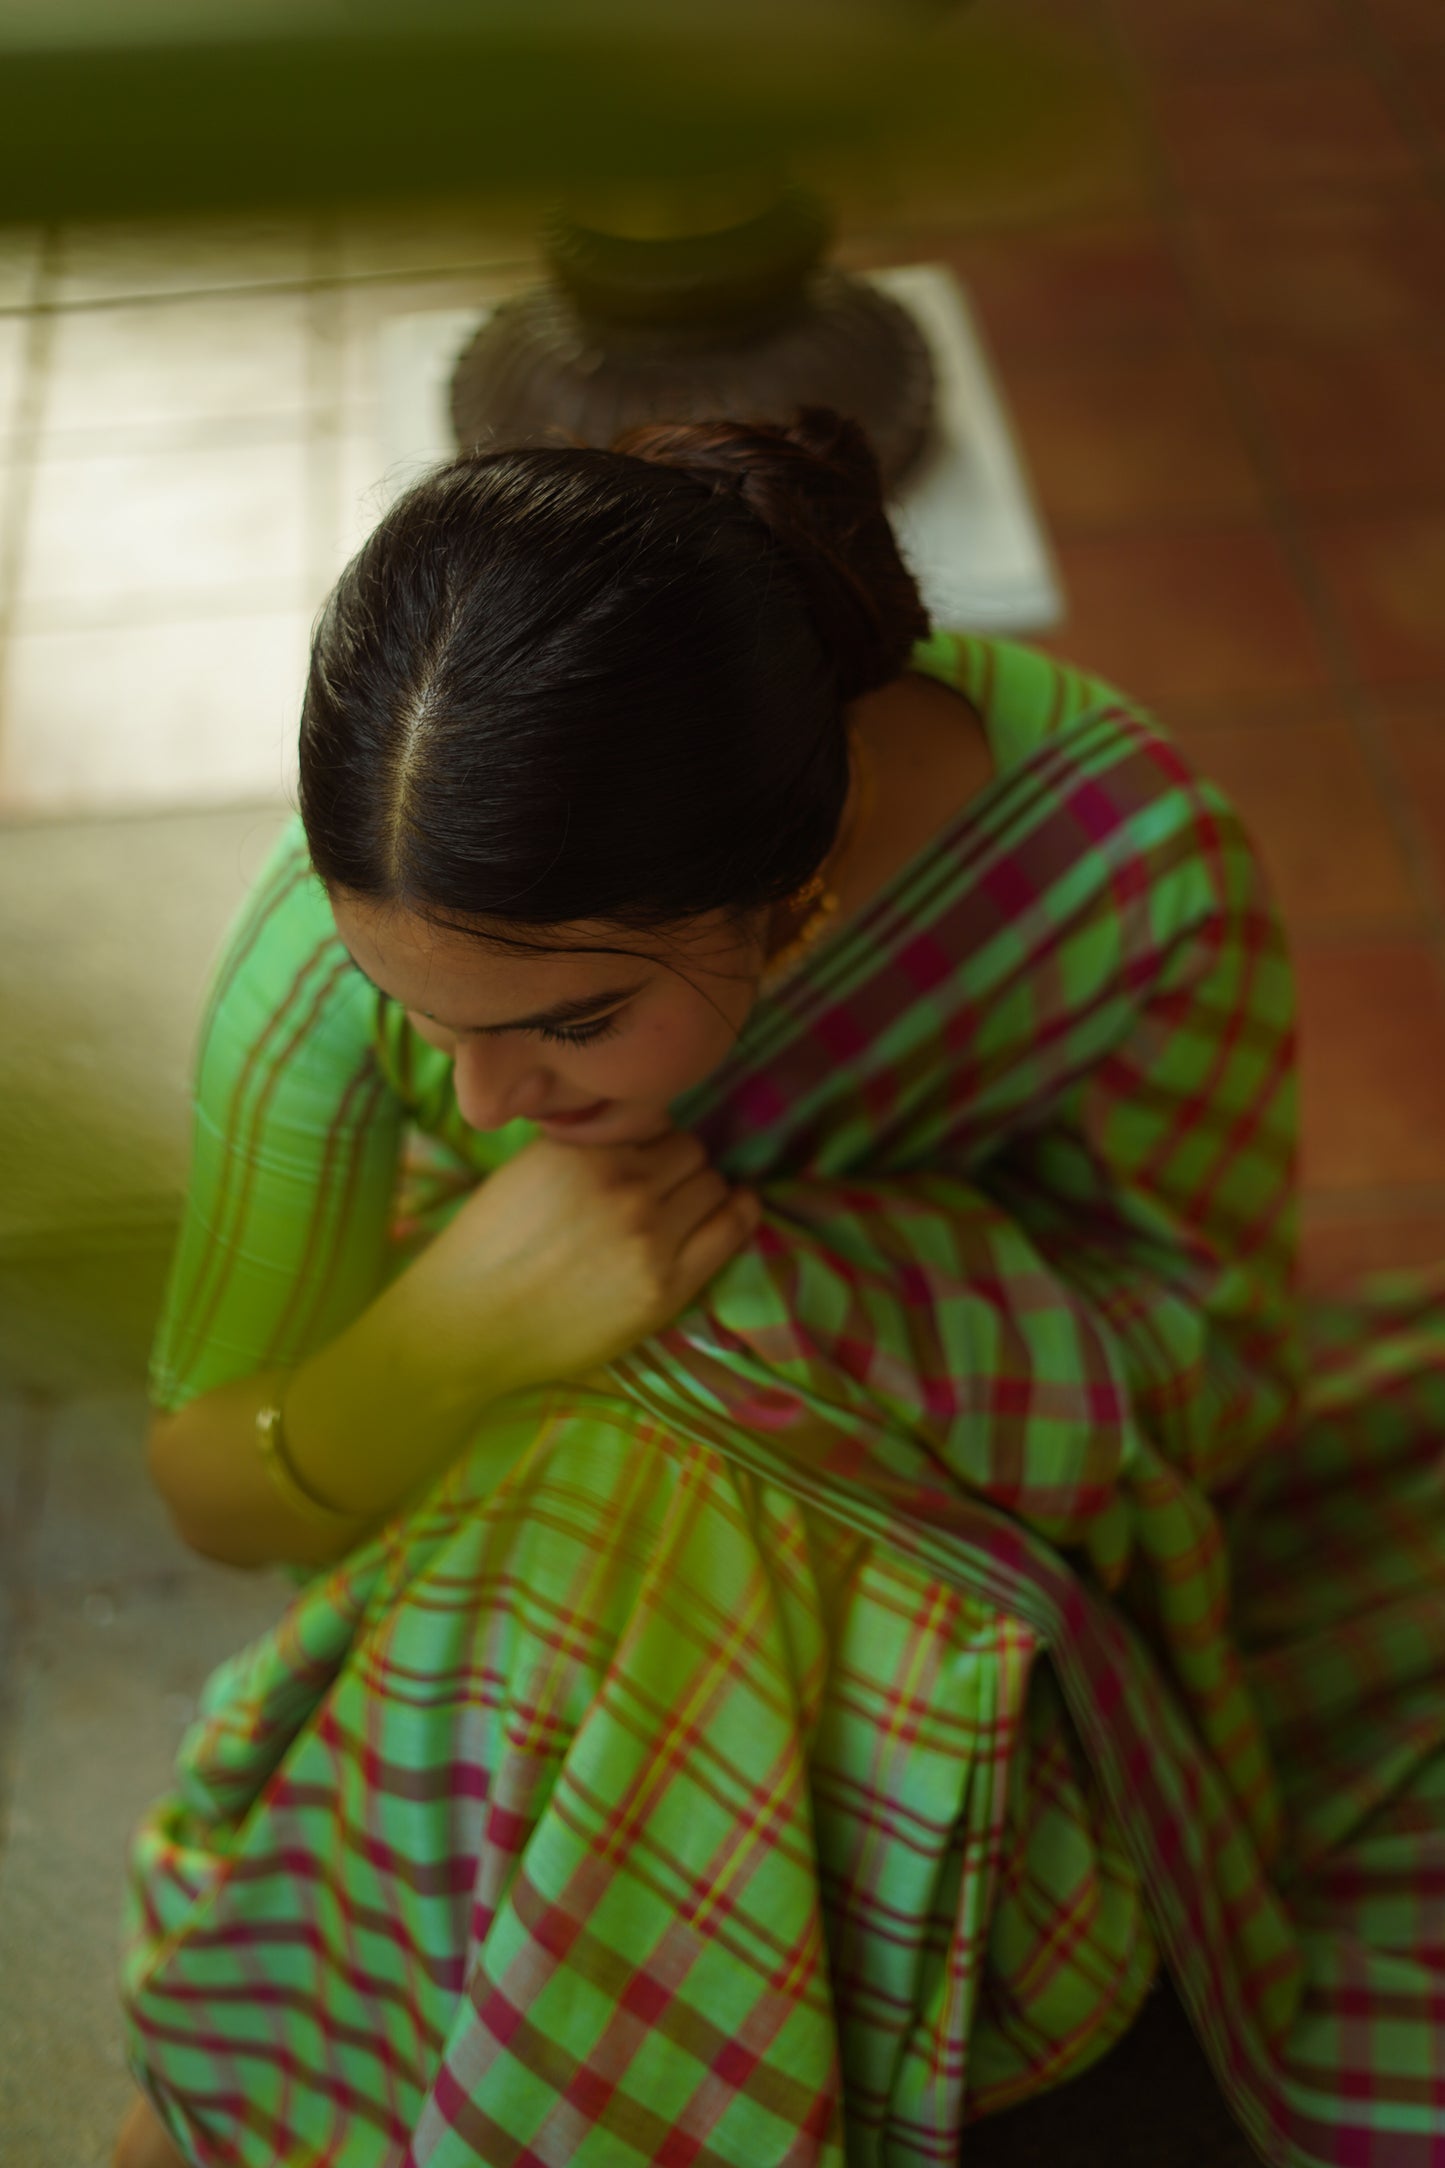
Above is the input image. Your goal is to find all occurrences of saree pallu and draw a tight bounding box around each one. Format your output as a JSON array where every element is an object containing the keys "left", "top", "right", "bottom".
[{"left": 122, "top": 633, "right": 1445, "bottom": 2165}]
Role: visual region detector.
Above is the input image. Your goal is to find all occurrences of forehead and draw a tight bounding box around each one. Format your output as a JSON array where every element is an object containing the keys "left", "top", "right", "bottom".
[
  {"left": 328, "top": 894, "right": 660, "bottom": 1034},
  {"left": 329, "top": 890, "right": 746, "bottom": 975},
  {"left": 332, "top": 894, "right": 620, "bottom": 972},
  {"left": 329, "top": 892, "right": 660, "bottom": 1004}
]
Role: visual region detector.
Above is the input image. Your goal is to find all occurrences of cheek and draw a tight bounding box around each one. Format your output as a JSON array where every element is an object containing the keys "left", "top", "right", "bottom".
[
  {"left": 622, "top": 1008, "right": 732, "bottom": 1089},
  {"left": 407, "top": 1013, "right": 456, "bottom": 1054}
]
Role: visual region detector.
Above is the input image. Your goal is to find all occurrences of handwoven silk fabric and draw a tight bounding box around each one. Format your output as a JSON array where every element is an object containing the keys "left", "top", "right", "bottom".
[{"left": 123, "top": 633, "right": 1445, "bottom": 2165}]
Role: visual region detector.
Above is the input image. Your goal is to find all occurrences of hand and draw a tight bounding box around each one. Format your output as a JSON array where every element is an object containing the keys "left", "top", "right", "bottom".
[{"left": 419, "top": 1119, "right": 761, "bottom": 1396}]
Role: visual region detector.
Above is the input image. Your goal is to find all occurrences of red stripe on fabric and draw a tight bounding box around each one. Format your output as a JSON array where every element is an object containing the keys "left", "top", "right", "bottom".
[
  {"left": 427, "top": 2064, "right": 552, "bottom": 2168},
  {"left": 1070, "top": 776, "right": 1130, "bottom": 846},
  {"left": 981, "top": 857, "right": 1038, "bottom": 916},
  {"left": 897, "top": 931, "right": 957, "bottom": 994},
  {"left": 815, "top": 1006, "right": 872, "bottom": 1062},
  {"left": 730, "top": 1072, "right": 794, "bottom": 1127},
  {"left": 472, "top": 1983, "right": 527, "bottom": 2050},
  {"left": 618, "top": 1969, "right": 671, "bottom": 2026},
  {"left": 709, "top": 2035, "right": 764, "bottom": 2091}
]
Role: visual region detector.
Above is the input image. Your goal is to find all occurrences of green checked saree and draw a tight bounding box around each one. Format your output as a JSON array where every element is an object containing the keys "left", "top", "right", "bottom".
[{"left": 122, "top": 632, "right": 1445, "bottom": 2166}]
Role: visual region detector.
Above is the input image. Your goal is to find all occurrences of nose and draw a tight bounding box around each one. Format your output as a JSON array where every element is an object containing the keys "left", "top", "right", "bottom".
[{"left": 449, "top": 1036, "right": 553, "bottom": 1131}]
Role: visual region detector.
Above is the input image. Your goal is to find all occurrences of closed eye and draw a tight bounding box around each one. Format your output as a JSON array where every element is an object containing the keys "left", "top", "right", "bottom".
[{"left": 533, "top": 1010, "right": 626, "bottom": 1048}]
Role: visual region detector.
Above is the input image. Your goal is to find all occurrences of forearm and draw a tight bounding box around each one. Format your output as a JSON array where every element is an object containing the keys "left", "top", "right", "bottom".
[{"left": 148, "top": 1237, "right": 540, "bottom": 1570}]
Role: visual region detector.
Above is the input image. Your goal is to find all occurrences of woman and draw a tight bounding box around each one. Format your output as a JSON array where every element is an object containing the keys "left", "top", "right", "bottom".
[{"left": 115, "top": 409, "right": 1445, "bottom": 2167}]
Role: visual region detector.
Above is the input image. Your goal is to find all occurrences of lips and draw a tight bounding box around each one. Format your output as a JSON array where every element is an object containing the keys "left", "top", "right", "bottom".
[{"left": 540, "top": 1098, "right": 611, "bottom": 1125}]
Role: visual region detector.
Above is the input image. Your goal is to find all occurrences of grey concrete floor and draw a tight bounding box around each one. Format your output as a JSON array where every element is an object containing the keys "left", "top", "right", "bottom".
[{"left": 0, "top": 1386, "right": 290, "bottom": 2167}]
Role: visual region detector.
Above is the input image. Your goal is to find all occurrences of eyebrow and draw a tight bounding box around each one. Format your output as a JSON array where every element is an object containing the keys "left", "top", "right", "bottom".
[{"left": 341, "top": 950, "right": 647, "bottom": 1036}]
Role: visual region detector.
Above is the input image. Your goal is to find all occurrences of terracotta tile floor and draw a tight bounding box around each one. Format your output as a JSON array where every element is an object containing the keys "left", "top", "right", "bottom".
[
  {"left": 0, "top": 0, "right": 1439, "bottom": 1306},
  {"left": 943, "top": 0, "right": 1445, "bottom": 1306}
]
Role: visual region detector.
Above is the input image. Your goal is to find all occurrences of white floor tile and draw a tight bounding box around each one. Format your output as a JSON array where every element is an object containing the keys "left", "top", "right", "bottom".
[
  {"left": 0, "top": 462, "right": 14, "bottom": 566},
  {"left": 50, "top": 213, "right": 316, "bottom": 303},
  {"left": 39, "top": 289, "right": 314, "bottom": 441},
  {"left": 336, "top": 265, "right": 539, "bottom": 424},
  {"left": 335, "top": 427, "right": 426, "bottom": 564},
  {"left": 17, "top": 438, "right": 309, "bottom": 623},
  {"left": 0, "top": 610, "right": 312, "bottom": 814},
  {"left": 36, "top": 408, "right": 322, "bottom": 465},
  {"left": 307, "top": 425, "right": 465, "bottom": 611}
]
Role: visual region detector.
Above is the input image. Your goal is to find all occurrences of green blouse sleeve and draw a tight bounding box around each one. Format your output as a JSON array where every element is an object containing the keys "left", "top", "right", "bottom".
[{"left": 147, "top": 812, "right": 405, "bottom": 1417}]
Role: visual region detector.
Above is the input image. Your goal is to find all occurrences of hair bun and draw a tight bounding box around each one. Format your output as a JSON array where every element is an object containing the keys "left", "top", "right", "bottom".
[{"left": 611, "top": 406, "right": 929, "bottom": 704}]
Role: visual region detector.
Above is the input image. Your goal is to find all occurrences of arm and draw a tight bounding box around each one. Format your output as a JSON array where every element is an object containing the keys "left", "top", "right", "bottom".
[
  {"left": 147, "top": 1203, "right": 543, "bottom": 1569},
  {"left": 146, "top": 814, "right": 435, "bottom": 1568}
]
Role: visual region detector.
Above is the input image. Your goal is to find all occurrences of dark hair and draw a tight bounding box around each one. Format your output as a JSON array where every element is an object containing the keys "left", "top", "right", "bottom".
[{"left": 298, "top": 405, "right": 930, "bottom": 978}]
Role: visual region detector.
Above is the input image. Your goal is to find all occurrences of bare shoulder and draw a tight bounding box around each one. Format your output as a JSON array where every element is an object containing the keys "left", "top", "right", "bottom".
[
  {"left": 907, "top": 667, "right": 994, "bottom": 804},
  {"left": 849, "top": 670, "right": 995, "bottom": 896}
]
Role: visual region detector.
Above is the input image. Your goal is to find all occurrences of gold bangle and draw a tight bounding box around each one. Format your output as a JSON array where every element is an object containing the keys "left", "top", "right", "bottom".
[{"left": 255, "top": 1400, "right": 358, "bottom": 1526}]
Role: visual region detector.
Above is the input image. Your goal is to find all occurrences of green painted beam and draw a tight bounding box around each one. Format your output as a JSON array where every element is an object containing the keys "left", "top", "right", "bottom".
[{"left": 0, "top": 2, "right": 1097, "bottom": 224}]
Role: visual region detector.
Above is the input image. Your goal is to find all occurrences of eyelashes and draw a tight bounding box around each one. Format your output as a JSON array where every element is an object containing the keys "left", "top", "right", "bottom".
[
  {"left": 405, "top": 1007, "right": 627, "bottom": 1049},
  {"left": 534, "top": 1012, "right": 625, "bottom": 1048}
]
